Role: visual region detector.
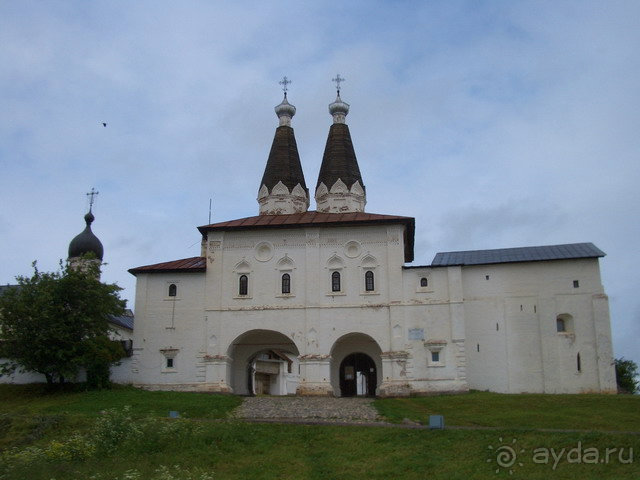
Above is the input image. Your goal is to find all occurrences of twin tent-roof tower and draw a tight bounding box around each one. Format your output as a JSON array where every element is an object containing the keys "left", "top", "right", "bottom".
[{"left": 258, "top": 80, "right": 366, "bottom": 216}]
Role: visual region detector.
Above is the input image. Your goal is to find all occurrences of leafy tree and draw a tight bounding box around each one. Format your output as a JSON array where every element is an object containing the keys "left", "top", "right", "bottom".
[
  {"left": 84, "top": 335, "right": 127, "bottom": 389},
  {"left": 0, "top": 259, "right": 125, "bottom": 385},
  {"left": 615, "top": 357, "right": 639, "bottom": 394}
]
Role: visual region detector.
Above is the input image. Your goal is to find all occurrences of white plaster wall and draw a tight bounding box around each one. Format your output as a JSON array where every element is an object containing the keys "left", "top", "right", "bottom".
[
  {"left": 130, "top": 272, "right": 206, "bottom": 389},
  {"left": 461, "top": 259, "right": 615, "bottom": 393},
  {"left": 0, "top": 365, "right": 47, "bottom": 384},
  {"left": 398, "top": 266, "right": 469, "bottom": 393},
  {"left": 132, "top": 223, "right": 426, "bottom": 394}
]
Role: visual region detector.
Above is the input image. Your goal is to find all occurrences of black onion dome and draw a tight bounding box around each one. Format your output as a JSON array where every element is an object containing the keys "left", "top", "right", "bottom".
[
  {"left": 260, "top": 125, "right": 308, "bottom": 193},
  {"left": 316, "top": 123, "right": 364, "bottom": 191},
  {"left": 68, "top": 211, "right": 104, "bottom": 260}
]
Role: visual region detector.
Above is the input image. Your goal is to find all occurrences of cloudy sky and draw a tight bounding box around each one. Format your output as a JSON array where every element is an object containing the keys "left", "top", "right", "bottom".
[{"left": 1, "top": 1, "right": 638, "bottom": 369}]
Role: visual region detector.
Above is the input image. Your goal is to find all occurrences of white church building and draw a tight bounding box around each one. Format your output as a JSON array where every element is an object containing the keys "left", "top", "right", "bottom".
[{"left": 127, "top": 83, "right": 616, "bottom": 396}]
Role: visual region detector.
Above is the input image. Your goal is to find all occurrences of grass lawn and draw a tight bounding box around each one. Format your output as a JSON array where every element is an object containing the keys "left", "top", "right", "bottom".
[
  {"left": 0, "top": 385, "right": 638, "bottom": 480},
  {"left": 374, "top": 390, "right": 640, "bottom": 431}
]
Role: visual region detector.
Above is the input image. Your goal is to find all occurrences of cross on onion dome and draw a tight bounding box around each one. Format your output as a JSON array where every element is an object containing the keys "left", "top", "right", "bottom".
[
  {"left": 86, "top": 187, "right": 99, "bottom": 211},
  {"left": 279, "top": 76, "right": 291, "bottom": 93},
  {"left": 332, "top": 74, "right": 345, "bottom": 93}
]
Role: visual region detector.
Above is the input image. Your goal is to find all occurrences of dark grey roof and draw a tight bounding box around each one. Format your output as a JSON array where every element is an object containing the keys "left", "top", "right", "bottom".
[
  {"left": 109, "top": 311, "right": 134, "bottom": 331},
  {"left": 68, "top": 211, "right": 104, "bottom": 260},
  {"left": 316, "top": 123, "right": 364, "bottom": 191},
  {"left": 260, "top": 125, "right": 308, "bottom": 193},
  {"left": 431, "top": 242, "right": 605, "bottom": 267}
]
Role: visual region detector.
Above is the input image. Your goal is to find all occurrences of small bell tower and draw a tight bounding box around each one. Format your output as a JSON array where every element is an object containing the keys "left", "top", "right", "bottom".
[
  {"left": 257, "top": 77, "right": 309, "bottom": 215},
  {"left": 68, "top": 188, "right": 104, "bottom": 274},
  {"left": 315, "top": 75, "right": 366, "bottom": 213}
]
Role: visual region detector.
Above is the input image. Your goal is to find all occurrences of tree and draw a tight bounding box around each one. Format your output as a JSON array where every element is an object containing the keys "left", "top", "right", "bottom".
[
  {"left": 0, "top": 259, "right": 125, "bottom": 385},
  {"left": 615, "top": 357, "right": 639, "bottom": 394}
]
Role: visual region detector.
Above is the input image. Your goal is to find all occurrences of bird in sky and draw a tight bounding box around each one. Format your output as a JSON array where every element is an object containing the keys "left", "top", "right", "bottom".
[{"left": 102, "top": 122, "right": 107, "bottom": 127}]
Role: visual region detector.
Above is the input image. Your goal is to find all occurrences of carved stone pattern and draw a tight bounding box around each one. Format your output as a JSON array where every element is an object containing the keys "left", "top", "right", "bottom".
[{"left": 452, "top": 339, "right": 467, "bottom": 380}]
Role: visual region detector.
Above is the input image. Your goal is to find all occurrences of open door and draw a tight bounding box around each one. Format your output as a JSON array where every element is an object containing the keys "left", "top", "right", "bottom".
[{"left": 339, "top": 352, "right": 377, "bottom": 397}]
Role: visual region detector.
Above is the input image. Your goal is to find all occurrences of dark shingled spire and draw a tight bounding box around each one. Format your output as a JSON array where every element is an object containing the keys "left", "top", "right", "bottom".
[
  {"left": 260, "top": 125, "right": 308, "bottom": 193},
  {"left": 316, "top": 122, "right": 364, "bottom": 191},
  {"left": 68, "top": 211, "right": 104, "bottom": 260}
]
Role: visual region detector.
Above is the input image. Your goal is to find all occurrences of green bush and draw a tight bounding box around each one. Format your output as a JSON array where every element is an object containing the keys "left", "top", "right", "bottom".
[{"left": 615, "top": 357, "right": 639, "bottom": 394}]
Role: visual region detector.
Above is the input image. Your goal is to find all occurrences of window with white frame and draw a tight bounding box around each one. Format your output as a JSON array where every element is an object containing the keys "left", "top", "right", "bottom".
[
  {"left": 233, "top": 259, "right": 252, "bottom": 298},
  {"left": 425, "top": 341, "right": 446, "bottom": 367},
  {"left": 416, "top": 274, "right": 432, "bottom": 293},
  {"left": 326, "top": 254, "right": 345, "bottom": 295},
  {"left": 276, "top": 255, "right": 295, "bottom": 297},
  {"left": 360, "top": 254, "right": 378, "bottom": 294},
  {"left": 161, "top": 349, "right": 178, "bottom": 372}
]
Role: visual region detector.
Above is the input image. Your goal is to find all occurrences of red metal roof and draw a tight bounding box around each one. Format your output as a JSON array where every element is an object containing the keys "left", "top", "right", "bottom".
[
  {"left": 129, "top": 256, "right": 206, "bottom": 275},
  {"left": 197, "top": 211, "right": 415, "bottom": 262},
  {"left": 198, "top": 210, "right": 413, "bottom": 232},
  {"left": 130, "top": 212, "right": 416, "bottom": 275}
]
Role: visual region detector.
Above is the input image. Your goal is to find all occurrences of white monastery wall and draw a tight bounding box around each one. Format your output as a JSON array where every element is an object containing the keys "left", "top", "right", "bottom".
[
  {"left": 130, "top": 272, "right": 207, "bottom": 389},
  {"left": 128, "top": 228, "right": 614, "bottom": 395},
  {"left": 461, "top": 259, "right": 616, "bottom": 393},
  {"left": 130, "top": 223, "right": 467, "bottom": 395}
]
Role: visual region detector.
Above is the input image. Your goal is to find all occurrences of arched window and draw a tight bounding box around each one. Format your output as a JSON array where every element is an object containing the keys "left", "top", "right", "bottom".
[
  {"left": 556, "top": 317, "right": 566, "bottom": 332},
  {"left": 168, "top": 284, "right": 177, "bottom": 297},
  {"left": 331, "top": 271, "right": 341, "bottom": 292},
  {"left": 365, "top": 271, "right": 375, "bottom": 291},
  {"left": 420, "top": 277, "right": 428, "bottom": 287},
  {"left": 281, "top": 273, "right": 291, "bottom": 294},
  {"left": 239, "top": 275, "right": 248, "bottom": 296}
]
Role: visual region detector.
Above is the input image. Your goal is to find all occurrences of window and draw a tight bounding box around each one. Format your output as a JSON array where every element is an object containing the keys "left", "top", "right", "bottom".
[
  {"left": 331, "top": 271, "right": 341, "bottom": 292},
  {"left": 577, "top": 353, "right": 581, "bottom": 372},
  {"left": 365, "top": 271, "right": 375, "bottom": 291},
  {"left": 420, "top": 277, "right": 428, "bottom": 287},
  {"left": 556, "top": 314, "right": 574, "bottom": 334},
  {"left": 161, "top": 348, "right": 178, "bottom": 372},
  {"left": 426, "top": 341, "right": 446, "bottom": 366},
  {"left": 281, "top": 273, "right": 291, "bottom": 294},
  {"left": 239, "top": 275, "right": 248, "bottom": 296},
  {"left": 573, "top": 280, "right": 580, "bottom": 288},
  {"left": 168, "top": 284, "right": 177, "bottom": 297}
]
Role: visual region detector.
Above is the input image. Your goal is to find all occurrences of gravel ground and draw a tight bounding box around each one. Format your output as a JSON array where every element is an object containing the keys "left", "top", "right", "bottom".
[{"left": 232, "top": 396, "right": 381, "bottom": 423}]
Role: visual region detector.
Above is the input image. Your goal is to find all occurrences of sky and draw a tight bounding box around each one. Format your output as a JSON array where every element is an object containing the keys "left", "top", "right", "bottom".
[{"left": 1, "top": 1, "right": 638, "bottom": 370}]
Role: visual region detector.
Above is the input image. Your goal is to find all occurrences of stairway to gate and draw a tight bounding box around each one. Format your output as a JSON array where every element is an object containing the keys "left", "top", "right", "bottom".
[{"left": 233, "top": 396, "right": 382, "bottom": 424}]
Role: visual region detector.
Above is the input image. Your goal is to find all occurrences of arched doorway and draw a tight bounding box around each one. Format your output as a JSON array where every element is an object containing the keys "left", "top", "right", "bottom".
[
  {"left": 339, "top": 352, "right": 377, "bottom": 397},
  {"left": 227, "top": 329, "right": 300, "bottom": 396},
  {"left": 330, "top": 332, "right": 382, "bottom": 397}
]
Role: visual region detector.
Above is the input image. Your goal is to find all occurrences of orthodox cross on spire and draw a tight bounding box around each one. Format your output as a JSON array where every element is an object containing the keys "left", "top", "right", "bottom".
[
  {"left": 332, "top": 74, "right": 345, "bottom": 94},
  {"left": 86, "top": 187, "right": 99, "bottom": 212},
  {"left": 279, "top": 76, "right": 291, "bottom": 94}
]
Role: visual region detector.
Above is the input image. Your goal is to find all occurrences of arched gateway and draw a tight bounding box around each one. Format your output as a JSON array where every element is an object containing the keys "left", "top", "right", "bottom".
[
  {"left": 227, "top": 329, "right": 300, "bottom": 396},
  {"left": 331, "top": 333, "right": 382, "bottom": 397}
]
